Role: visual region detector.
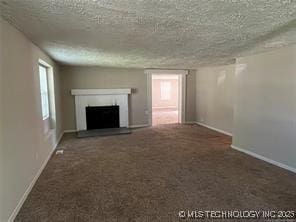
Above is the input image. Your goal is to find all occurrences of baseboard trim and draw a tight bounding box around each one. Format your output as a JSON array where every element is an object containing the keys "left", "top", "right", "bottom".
[
  {"left": 64, "top": 129, "right": 77, "bottom": 133},
  {"left": 129, "top": 124, "right": 150, "bottom": 129},
  {"left": 8, "top": 132, "right": 64, "bottom": 222},
  {"left": 196, "top": 122, "right": 232, "bottom": 136},
  {"left": 184, "top": 121, "right": 197, "bottom": 124},
  {"left": 231, "top": 144, "right": 296, "bottom": 174},
  {"left": 54, "top": 132, "right": 64, "bottom": 149}
]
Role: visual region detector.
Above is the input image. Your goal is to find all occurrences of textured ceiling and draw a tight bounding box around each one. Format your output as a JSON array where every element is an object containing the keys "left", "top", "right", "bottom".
[{"left": 1, "top": 0, "right": 296, "bottom": 68}]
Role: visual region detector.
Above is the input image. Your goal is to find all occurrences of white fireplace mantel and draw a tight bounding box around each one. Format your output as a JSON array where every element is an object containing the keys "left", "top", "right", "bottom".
[
  {"left": 71, "top": 88, "right": 131, "bottom": 96},
  {"left": 71, "top": 88, "right": 131, "bottom": 131}
]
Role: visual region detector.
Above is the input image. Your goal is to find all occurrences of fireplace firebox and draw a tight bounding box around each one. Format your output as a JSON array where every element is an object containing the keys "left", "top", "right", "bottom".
[{"left": 86, "top": 105, "right": 120, "bottom": 130}]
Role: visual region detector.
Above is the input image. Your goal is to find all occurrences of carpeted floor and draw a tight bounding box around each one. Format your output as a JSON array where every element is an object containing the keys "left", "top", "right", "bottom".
[
  {"left": 16, "top": 124, "right": 296, "bottom": 221},
  {"left": 152, "top": 108, "right": 178, "bottom": 125}
]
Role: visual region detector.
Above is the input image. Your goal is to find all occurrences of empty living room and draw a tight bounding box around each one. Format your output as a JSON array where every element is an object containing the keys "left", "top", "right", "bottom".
[{"left": 1, "top": 1, "right": 296, "bottom": 221}]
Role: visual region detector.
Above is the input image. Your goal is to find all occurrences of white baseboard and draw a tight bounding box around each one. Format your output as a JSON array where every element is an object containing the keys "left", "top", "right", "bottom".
[
  {"left": 8, "top": 132, "right": 64, "bottom": 222},
  {"left": 231, "top": 145, "right": 296, "bottom": 174},
  {"left": 196, "top": 122, "right": 232, "bottom": 136},
  {"left": 129, "top": 124, "right": 150, "bottom": 129},
  {"left": 184, "top": 121, "right": 197, "bottom": 124},
  {"left": 64, "top": 129, "right": 77, "bottom": 133},
  {"left": 54, "top": 132, "right": 64, "bottom": 149}
]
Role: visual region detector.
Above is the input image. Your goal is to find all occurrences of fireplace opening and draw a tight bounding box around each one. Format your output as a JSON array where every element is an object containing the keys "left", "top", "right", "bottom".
[{"left": 86, "top": 105, "right": 120, "bottom": 130}]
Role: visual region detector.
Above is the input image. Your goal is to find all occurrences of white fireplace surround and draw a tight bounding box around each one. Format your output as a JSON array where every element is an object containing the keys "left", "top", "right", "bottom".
[{"left": 71, "top": 89, "right": 131, "bottom": 131}]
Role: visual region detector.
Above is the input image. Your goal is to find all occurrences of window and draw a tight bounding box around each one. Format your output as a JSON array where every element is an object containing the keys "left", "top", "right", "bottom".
[
  {"left": 160, "top": 81, "right": 171, "bottom": 100},
  {"left": 39, "top": 64, "right": 50, "bottom": 120}
]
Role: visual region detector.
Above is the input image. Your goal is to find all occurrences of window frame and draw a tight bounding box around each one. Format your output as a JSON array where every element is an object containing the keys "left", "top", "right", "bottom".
[
  {"left": 38, "top": 64, "right": 50, "bottom": 120},
  {"left": 38, "top": 61, "right": 50, "bottom": 121},
  {"left": 160, "top": 81, "right": 172, "bottom": 101}
]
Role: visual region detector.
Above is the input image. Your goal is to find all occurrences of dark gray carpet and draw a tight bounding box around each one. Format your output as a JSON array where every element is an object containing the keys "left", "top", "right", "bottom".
[{"left": 15, "top": 124, "right": 296, "bottom": 221}]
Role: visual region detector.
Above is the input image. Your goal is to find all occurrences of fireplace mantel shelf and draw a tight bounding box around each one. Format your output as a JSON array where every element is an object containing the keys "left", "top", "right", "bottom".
[{"left": 71, "top": 89, "right": 131, "bottom": 96}]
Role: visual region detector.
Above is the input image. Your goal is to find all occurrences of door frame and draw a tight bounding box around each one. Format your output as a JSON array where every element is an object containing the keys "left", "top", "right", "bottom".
[{"left": 145, "top": 69, "right": 188, "bottom": 126}]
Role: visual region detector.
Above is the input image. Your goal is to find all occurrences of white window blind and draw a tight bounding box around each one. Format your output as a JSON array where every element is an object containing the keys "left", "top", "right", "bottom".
[
  {"left": 160, "top": 81, "right": 171, "bottom": 100},
  {"left": 39, "top": 65, "right": 50, "bottom": 120}
]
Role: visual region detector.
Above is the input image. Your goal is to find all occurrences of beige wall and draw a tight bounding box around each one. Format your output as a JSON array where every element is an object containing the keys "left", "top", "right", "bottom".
[
  {"left": 60, "top": 66, "right": 149, "bottom": 129},
  {"left": 195, "top": 46, "right": 296, "bottom": 171},
  {"left": 0, "top": 18, "right": 63, "bottom": 221},
  {"left": 186, "top": 70, "right": 196, "bottom": 122},
  {"left": 233, "top": 46, "right": 296, "bottom": 170},
  {"left": 195, "top": 64, "right": 235, "bottom": 134},
  {"left": 61, "top": 67, "right": 197, "bottom": 130},
  {"left": 152, "top": 78, "right": 178, "bottom": 109}
]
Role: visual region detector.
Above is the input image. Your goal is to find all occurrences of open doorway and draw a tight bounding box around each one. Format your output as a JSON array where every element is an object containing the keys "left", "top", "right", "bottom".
[
  {"left": 152, "top": 74, "right": 180, "bottom": 125},
  {"left": 146, "top": 69, "right": 188, "bottom": 126}
]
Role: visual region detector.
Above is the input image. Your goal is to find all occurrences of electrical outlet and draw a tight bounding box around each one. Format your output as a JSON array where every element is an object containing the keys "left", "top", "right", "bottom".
[{"left": 56, "top": 150, "right": 64, "bottom": 155}]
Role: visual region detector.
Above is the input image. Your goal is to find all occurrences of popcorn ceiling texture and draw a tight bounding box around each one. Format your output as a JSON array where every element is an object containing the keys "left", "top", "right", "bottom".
[{"left": 1, "top": 0, "right": 296, "bottom": 68}]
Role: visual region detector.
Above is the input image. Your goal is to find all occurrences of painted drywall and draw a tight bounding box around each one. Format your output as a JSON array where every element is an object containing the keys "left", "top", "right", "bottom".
[
  {"left": 233, "top": 45, "right": 296, "bottom": 170},
  {"left": 0, "top": 17, "right": 63, "bottom": 221},
  {"left": 0, "top": 15, "right": 4, "bottom": 222},
  {"left": 195, "top": 65, "right": 235, "bottom": 134},
  {"left": 61, "top": 67, "right": 196, "bottom": 130},
  {"left": 186, "top": 70, "right": 196, "bottom": 122},
  {"left": 60, "top": 66, "right": 148, "bottom": 130}
]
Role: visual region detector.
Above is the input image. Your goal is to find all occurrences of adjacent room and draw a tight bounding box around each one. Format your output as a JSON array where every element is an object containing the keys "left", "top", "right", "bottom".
[
  {"left": 1, "top": 1, "right": 296, "bottom": 221},
  {"left": 152, "top": 74, "right": 180, "bottom": 125}
]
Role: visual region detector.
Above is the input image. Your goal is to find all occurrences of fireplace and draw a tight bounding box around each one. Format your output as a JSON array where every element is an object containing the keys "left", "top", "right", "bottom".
[
  {"left": 86, "top": 105, "right": 120, "bottom": 130},
  {"left": 71, "top": 89, "right": 131, "bottom": 131}
]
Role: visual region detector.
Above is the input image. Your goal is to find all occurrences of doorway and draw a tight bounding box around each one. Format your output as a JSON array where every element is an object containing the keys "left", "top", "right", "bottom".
[
  {"left": 152, "top": 74, "right": 180, "bottom": 125},
  {"left": 146, "top": 69, "right": 187, "bottom": 127}
]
